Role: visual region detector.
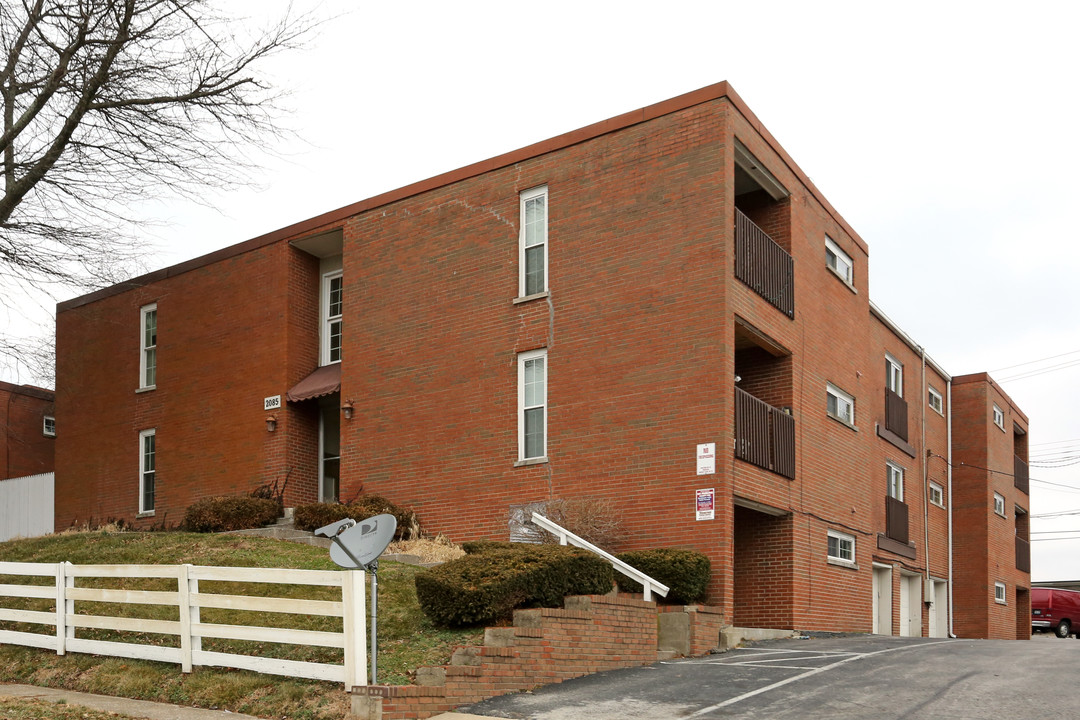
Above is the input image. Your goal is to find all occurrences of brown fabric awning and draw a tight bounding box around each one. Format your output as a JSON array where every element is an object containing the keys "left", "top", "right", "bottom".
[{"left": 286, "top": 363, "right": 341, "bottom": 402}]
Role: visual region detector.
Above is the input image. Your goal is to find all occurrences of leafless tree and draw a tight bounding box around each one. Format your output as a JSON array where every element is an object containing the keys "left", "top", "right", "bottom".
[{"left": 0, "top": 0, "right": 314, "bottom": 380}]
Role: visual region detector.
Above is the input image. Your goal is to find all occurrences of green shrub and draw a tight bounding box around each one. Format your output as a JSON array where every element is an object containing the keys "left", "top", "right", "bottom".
[
  {"left": 415, "top": 544, "right": 614, "bottom": 627},
  {"left": 293, "top": 496, "right": 417, "bottom": 539},
  {"left": 615, "top": 548, "right": 711, "bottom": 604},
  {"left": 461, "top": 539, "right": 518, "bottom": 554},
  {"left": 182, "top": 496, "right": 281, "bottom": 533}
]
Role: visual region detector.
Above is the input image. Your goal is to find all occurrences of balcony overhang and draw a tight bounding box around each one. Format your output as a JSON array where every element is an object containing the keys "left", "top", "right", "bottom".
[
  {"left": 287, "top": 363, "right": 341, "bottom": 402},
  {"left": 734, "top": 138, "right": 788, "bottom": 201}
]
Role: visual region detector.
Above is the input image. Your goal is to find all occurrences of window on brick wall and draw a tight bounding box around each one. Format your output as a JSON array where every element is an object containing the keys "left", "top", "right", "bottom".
[
  {"left": 825, "top": 235, "right": 854, "bottom": 287},
  {"left": 929, "top": 481, "right": 944, "bottom": 507},
  {"left": 519, "top": 186, "right": 548, "bottom": 298},
  {"left": 886, "top": 353, "right": 903, "bottom": 397},
  {"left": 139, "top": 429, "right": 156, "bottom": 515},
  {"left": 993, "top": 403, "right": 1005, "bottom": 431},
  {"left": 928, "top": 386, "right": 944, "bottom": 415},
  {"left": 322, "top": 270, "right": 343, "bottom": 365},
  {"left": 139, "top": 303, "right": 157, "bottom": 389},
  {"left": 827, "top": 529, "right": 856, "bottom": 567},
  {"left": 43, "top": 416, "right": 56, "bottom": 437},
  {"left": 994, "top": 492, "right": 1006, "bottom": 517},
  {"left": 995, "top": 581, "right": 1007, "bottom": 604},
  {"left": 827, "top": 383, "right": 855, "bottom": 427},
  {"left": 887, "top": 461, "right": 905, "bottom": 501},
  {"left": 518, "top": 349, "right": 547, "bottom": 462}
]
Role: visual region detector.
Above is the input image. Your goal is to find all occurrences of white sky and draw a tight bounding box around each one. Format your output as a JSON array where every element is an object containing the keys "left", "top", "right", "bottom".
[{"left": 12, "top": 1, "right": 1080, "bottom": 579}]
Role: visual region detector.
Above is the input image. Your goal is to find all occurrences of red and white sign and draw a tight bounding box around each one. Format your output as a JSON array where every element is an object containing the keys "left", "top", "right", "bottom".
[{"left": 696, "top": 488, "right": 715, "bottom": 521}]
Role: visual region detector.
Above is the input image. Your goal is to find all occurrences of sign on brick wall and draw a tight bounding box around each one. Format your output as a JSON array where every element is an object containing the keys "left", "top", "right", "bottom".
[{"left": 696, "top": 488, "right": 715, "bottom": 521}]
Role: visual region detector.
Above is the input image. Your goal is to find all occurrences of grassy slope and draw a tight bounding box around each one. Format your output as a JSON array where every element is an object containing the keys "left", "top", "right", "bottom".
[{"left": 0, "top": 531, "right": 483, "bottom": 720}]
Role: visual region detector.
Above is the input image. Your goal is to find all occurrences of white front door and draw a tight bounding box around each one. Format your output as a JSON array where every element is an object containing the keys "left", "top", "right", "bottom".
[
  {"left": 929, "top": 580, "right": 948, "bottom": 638},
  {"left": 900, "top": 573, "right": 922, "bottom": 637},
  {"left": 873, "top": 565, "right": 893, "bottom": 635}
]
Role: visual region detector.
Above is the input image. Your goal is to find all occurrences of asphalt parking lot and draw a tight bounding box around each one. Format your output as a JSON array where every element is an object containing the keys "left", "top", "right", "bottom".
[{"left": 459, "top": 634, "right": 1075, "bottom": 719}]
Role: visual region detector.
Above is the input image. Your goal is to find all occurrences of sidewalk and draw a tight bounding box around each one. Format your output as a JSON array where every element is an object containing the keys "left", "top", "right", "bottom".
[{"left": 1, "top": 684, "right": 262, "bottom": 720}]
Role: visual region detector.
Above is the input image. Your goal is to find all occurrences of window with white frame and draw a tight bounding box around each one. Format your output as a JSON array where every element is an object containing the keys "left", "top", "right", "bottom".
[
  {"left": 518, "top": 349, "right": 547, "bottom": 461},
  {"left": 994, "top": 492, "right": 1006, "bottom": 517},
  {"left": 928, "top": 386, "right": 944, "bottom": 415},
  {"left": 994, "top": 582, "right": 1007, "bottom": 604},
  {"left": 885, "top": 354, "right": 903, "bottom": 397},
  {"left": 519, "top": 186, "right": 548, "bottom": 297},
  {"left": 887, "top": 461, "right": 905, "bottom": 501},
  {"left": 826, "top": 383, "right": 855, "bottom": 426},
  {"left": 929, "top": 481, "right": 944, "bottom": 507},
  {"left": 139, "top": 303, "right": 157, "bottom": 389},
  {"left": 825, "top": 235, "right": 854, "bottom": 286},
  {"left": 993, "top": 404, "right": 1005, "bottom": 431},
  {"left": 321, "top": 271, "right": 343, "bottom": 365},
  {"left": 827, "top": 529, "right": 856, "bottom": 566},
  {"left": 139, "top": 429, "right": 156, "bottom": 515},
  {"left": 43, "top": 416, "right": 56, "bottom": 437}
]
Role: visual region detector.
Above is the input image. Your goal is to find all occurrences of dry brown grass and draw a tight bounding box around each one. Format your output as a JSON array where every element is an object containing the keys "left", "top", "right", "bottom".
[{"left": 387, "top": 534, "right": 465, "bottom": 563}]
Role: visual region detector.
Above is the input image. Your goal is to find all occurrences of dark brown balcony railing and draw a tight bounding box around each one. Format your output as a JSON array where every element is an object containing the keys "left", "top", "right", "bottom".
[
  {"left": 885, "top": 388, "right": 908, "bottom": 441},
  {"left": 1014, "top": 456, "right": 1030, "bottom": 495},
  {"left": 735, "top": 208, "right": 794, "bottom": 318},
  {"left": 734, "top": 386, "right": 795, "bottom": 480},
  {"left": 1016, "top": 536, "right": 1031, "bottom": 573},
  {"left": 885, "top": 494, "right": 909, "bottom": 544}
]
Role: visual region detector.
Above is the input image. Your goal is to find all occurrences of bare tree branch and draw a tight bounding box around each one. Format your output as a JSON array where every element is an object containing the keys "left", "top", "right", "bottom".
[{"left": 0, "top": 0, "right": 317, "bottom": 377}]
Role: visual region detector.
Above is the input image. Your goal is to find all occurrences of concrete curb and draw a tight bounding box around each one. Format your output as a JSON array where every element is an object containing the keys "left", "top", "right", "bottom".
[{"left": 0, "top": 684, "right": 262, "bottom": 720}]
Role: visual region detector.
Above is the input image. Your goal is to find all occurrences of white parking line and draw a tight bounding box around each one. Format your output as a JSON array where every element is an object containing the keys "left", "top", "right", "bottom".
[{"left": 685, "top": 640, "right": 959, "bottom": 717}]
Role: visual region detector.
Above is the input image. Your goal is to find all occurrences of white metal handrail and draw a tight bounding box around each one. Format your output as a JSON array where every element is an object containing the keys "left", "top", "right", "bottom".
[{"left": 530, "top": 513, "right": 669, "bottom": 601}]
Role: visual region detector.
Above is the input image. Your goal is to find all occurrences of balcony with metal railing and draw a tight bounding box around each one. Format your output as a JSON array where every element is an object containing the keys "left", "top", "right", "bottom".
[
  {"left": 734, "top": 386, "right": 795, "bottom": 480},
  {"left": 1016, "top": 536, "right": 1031, "bottom": 573},
  {"left": 734, "top": 208, "right": 794, "bottom": 318},
  {"left": 1014, "top": 455, "right": 1029, "bottom": 495}
]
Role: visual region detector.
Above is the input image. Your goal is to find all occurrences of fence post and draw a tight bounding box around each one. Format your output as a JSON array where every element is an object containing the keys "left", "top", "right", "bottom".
[
  {"left": 178, "top": 564, "right": 193, "bottom": 673},
  {"left": 54, "top": 562, "right": 66, "bottom": 655},
  {"left": 64, "top": 561, "right": 75, "bottom": 648},
  {"left": 341, "top": 569, "right": 367, "bottom": 691}
]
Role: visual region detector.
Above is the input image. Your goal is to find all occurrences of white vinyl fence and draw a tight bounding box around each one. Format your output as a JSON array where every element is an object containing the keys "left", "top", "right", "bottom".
[
  {"left": 0, "top": 562, "right": 367, "bottom": 689},
  {"left": 0, "top": 472, "right": 54, "bottom": 542}
]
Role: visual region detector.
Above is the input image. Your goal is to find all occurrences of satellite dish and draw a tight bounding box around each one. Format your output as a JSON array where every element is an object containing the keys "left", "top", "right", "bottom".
[{"left": 325, "top": 514, "right": 398, "bottom": 569}]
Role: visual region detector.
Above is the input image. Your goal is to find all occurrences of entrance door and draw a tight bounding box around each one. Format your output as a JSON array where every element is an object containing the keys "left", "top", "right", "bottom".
[
  {"left": 318, "top": 398, "right": 340, "bottom": 503},
  {"left": 928, "top": 580, "right": 948, "bottom": 638},
  {"left": 900, "top": 573, "right": 922, "bottom": 637},
  {"left": 873, "top": 565, "right": 893, "bottom": 635}
]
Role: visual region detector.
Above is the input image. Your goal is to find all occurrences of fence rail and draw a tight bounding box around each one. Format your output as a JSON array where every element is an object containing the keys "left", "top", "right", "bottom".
[{"left": 0, "top": 561, "right": 367, "bottom": 689}]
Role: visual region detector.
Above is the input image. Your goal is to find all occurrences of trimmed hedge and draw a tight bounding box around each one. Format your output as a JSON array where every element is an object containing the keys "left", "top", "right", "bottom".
[
  {"left": 461, "top": 539, "right": 518, "bottom": 554},
  {"left": 615, "top": 548, "right": 711, "bottom": 604},
  {"left": 293, "top": 496, "right": 417, "bottom": 540},
  {"left": 415, "top": 544, "right": 614, "bottom": 628},
  {"left": 182, "top": 496, "right": 281, "bottom": 533}
]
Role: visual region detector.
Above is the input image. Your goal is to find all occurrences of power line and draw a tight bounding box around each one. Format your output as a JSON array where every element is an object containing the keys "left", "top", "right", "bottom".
[
  {"left": 991, "top": 348, "right": 1080, "bottom": 373},
  {"left": 999, "top": 358, "right": 1080, "bottom": 383}
]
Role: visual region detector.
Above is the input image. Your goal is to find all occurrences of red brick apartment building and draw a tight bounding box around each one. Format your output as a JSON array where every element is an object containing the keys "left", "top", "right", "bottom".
[
  {"left": 0, "top": 380, "right": 55, "bottom": 479},
  {"left": 53, "top": 82, "right": 1029, "bottom": 639}
]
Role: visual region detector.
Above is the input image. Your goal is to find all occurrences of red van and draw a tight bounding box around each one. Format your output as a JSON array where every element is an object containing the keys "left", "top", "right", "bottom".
[{"left": 1032, "top": 587, "right": 1080, "bottom": 638}]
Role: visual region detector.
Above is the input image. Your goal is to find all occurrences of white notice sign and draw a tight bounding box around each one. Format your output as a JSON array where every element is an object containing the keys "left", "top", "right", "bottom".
[
  {"left": 697, "top": 442, "right": 716, "bottom": 475},
  {"left": 264, "top": 395, "right": 282, "bottom": 411}
]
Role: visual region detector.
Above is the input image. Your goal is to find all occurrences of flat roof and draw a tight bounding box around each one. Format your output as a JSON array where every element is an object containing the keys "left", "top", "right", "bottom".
[{"left": 59, "top": 81, "right": 869, "bottom": 312}]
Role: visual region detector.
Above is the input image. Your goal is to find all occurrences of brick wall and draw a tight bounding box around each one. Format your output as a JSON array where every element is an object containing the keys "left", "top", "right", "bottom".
[
  {"left": 0, "top": 382, "right": 54, "bottom": 479},
  {"left": 353, "top": 595, "right": 659, "bottom": 720}
]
